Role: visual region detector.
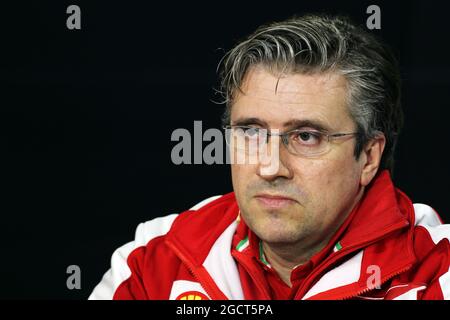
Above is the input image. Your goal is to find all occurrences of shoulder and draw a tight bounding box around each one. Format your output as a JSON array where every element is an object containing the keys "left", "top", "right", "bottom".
[
  {"left": 413, "top": 203, "right": 450, "bottom": 245},
  {"left": 407, "top": 204, "right": 450, "bottom": 299},
  {"left": 88, "top": 195, "right": 225, "bottom": 299},
  {"left": 135, "top": 195, "right": 223, "bottom": 246}
]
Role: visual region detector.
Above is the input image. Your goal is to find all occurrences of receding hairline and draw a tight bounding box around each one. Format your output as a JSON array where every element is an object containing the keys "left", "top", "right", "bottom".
[{"left": 230, "top": 64, "right": 352, "bottom": 112}]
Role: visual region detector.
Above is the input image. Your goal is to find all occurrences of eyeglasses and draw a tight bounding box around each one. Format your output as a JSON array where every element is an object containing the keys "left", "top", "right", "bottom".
[{"left": 223, "top": 125, "right": 359, "bottom": 158}]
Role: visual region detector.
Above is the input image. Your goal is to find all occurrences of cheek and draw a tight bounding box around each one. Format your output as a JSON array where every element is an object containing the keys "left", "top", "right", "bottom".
[
  {"left": 231, "top": 164, "right": 254, "bottom": 196},
  {"left": 298, "top": 152, "right": 361, "bottom": 204}
]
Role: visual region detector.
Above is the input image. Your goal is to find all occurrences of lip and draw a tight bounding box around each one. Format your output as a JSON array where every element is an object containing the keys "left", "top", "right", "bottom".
[{"left": 254, "top": 193, "right": 296, "bottom": 209}]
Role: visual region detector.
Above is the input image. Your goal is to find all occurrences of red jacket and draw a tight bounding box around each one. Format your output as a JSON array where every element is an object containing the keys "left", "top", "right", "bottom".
[{"left": 89, "top": 170, "right": 450, "bottom": 300}]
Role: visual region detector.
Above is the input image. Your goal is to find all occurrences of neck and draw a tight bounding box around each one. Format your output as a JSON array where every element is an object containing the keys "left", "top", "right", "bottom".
[
  {"left": 262, "top": 239, "right": 328, "bottom": 286},
  {"left": 262, "top": 188, "right": 365, "bottom": 287}
]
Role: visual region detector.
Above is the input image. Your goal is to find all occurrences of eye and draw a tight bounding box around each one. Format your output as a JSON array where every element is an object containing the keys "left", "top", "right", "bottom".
[
  {"left": 292, "top": 131, "right": 322, "bottom": 145},
  {"left": 243, "top": 127, "right": 261, "bottom": 138}
]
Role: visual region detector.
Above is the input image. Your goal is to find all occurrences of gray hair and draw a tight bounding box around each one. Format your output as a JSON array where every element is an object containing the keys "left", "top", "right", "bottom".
[{"left": 216, "top": 14, "right": 403, "bottom": 173}]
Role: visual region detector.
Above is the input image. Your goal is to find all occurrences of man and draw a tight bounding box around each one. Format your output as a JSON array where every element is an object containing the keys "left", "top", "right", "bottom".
[{"left": 89, "top": 14, "right": 449, "bottom": 300}]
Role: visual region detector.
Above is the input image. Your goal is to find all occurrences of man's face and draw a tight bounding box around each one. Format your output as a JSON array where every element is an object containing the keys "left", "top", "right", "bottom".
[{"left": 230, "top": 66, "right": 366, "bottom": 248}]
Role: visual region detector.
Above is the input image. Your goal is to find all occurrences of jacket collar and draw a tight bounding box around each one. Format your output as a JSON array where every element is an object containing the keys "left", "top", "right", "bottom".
[
  {"left": 299, "top": 170, "right": 417, "bottom": 299},
  {"left": 337, "top": 169, "right": 413, "bottom": 250},
  {"left": 165, "top": 169, "right": 417, "bottom": 299}
]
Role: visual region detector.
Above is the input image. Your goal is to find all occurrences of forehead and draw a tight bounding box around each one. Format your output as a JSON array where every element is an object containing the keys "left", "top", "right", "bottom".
[{"left": 231, "top": 66, "right": 352, "bottom": 129}]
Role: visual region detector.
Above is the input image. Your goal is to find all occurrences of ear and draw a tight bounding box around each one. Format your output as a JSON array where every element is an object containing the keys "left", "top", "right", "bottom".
[{"left": 360, "top": 133, "right": 386, "bottom": 187}]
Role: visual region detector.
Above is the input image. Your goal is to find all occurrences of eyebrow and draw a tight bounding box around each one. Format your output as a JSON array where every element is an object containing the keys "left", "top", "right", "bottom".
[
  {"left": 283, "top": 119, "right": 331, "bottom": 132},
  {"left": 232, "top": 117, "right": 268, "bottom": 127},
  {"left": 232, "top": 117, "right": 331, "bottom": 132}
]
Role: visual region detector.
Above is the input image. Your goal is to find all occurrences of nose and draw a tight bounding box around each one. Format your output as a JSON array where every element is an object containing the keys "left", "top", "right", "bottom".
[{"left": 256, "top": 135, "right": 294, "bottom": 181}]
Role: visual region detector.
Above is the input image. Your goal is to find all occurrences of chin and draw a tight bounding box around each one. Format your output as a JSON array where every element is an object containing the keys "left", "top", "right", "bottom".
[
  {"left": 240, "top": 205, "right": 304, "bottom": 241},
  {"left": 259, "top": 232, "right": 300, "bottom": 245},
  {"left": 253, "top": 220, "right": 301, "bottom": 244}
]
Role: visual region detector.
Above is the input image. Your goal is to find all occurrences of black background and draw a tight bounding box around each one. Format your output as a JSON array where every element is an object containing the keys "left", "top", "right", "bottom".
[{"left": 1, "top": 1, "right": 449, "bottom": 299}]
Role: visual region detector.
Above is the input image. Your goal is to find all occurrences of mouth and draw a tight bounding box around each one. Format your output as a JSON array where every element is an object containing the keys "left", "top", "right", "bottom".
[{"left": 254, "top": 193, "right": 297, "bottom": 209}]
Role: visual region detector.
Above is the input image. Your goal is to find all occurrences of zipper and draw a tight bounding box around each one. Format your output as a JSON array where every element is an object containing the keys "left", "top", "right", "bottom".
[
  {"left": 295, "top": 220, "right": 411, "bottom": 300},
  {"left": 165, "top": 239, "right": 228, "bottom": 300},
  {"left": 341, "top": 264, "right": 413, "bottom": 300}
]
